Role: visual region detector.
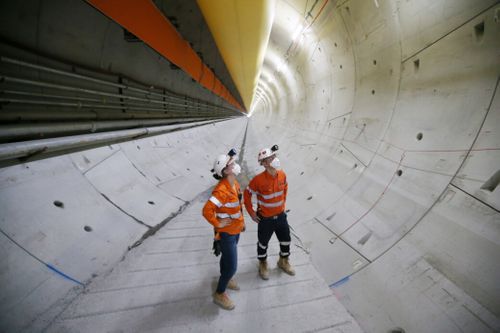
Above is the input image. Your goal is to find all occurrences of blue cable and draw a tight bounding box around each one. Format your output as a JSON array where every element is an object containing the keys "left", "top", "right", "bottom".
[
  {"left": 45, "top": 264, "right": 85, "bottom": 286},
  {"left": 329, "top": 275, "right": 350, "bottom": 288},
  {"left": 1, "top": 228, "right": 85, "bottom": 287}
]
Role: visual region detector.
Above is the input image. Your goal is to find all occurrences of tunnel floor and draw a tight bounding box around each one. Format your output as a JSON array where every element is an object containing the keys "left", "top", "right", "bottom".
[{"left": 46, "top": 193, "right": 363, "bottom": 333}]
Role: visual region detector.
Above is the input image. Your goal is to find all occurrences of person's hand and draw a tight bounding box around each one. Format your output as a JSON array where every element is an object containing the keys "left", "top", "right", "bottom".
[
  {"left": 250, "top": 213, "right": 261, "bottom": 223},
  {"left": 241, "top": 224, "right": 246, "bottom": 232},
  {"left": 218, "top": 218, "right": 232, "bottom": 228}
]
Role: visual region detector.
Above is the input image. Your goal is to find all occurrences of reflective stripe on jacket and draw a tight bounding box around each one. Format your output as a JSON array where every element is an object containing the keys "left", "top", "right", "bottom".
[
  {"left": 244, "top": 169, "right": 288, "bottom": 218},
  {"left": 202, "top": 178, "right": 245, "bottom": 235}
]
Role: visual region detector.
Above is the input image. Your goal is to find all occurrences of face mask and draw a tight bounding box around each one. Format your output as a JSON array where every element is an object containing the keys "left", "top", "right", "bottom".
[
  {"left": 232, "top": 163, "right": 241, "bottom": 175},
  {"left": 270, "top": 158, "right": 280, "bottom": 169}
]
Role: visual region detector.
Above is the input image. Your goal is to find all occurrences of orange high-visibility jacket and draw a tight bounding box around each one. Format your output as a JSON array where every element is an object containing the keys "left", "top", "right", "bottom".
[
  {"left": 244, "top": 170, "right": 288, "bottom": 218},
  {"left": 202, "top": 178, "right": 245, "bottom": 235}
]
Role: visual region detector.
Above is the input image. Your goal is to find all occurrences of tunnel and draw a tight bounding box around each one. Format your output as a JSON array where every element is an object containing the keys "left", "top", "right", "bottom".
[{"left": 0, "top": 0, "right": 499, "bottom": 332}]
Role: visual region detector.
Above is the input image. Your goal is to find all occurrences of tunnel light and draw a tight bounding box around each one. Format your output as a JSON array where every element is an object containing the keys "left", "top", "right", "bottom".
[
  {"left": 276, "top": 60, "right": 285, "bottom": 73},
  {"left": 261, "top": 73, "right": 272, "bottom": 84},
  {"left": 292, "top": 22, "right": 311, "bottom": 43},
  {"left": 248, "top": 104, "right": 256, "bottom": 114},
  {"left": 292, "top": 24, "right": 304, "bottom": 41}
]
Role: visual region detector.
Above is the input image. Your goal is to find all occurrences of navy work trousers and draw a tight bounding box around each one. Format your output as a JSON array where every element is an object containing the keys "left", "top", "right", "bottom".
[
  {"left": 216, "top": 232, "right": 240, "bottom": 293},
  {"left": 257, "top": 212, "right": 291, "bottom": 261}
]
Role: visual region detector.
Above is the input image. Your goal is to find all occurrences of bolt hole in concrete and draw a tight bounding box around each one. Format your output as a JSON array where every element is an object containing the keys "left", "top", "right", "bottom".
[
  {"left": 397, "top": 170, "right": 403, "bottom": 176},
  {"left": 357, "top": 230, "right": 373, "bottom": 245},
  {"left": 53, "top": 200, "right": 64, "bottom": 208},
  {"left": 373, "top": 59, "right": 377, "bottom": 65},
  {"left": 354, "top": 163, "right": 358, "bottom": 168},
  {"left": 413, "top": 58, "right": 420, "bottom": 72},
  {"left": 148, "top": 201, "right": 155, "bottom": 205},
  {"left": 388, "top": 327, "right": 405, "bottom": 333},
  {"left": 137, "top": 145, "right": 140, "bottom": 150},
  {"left": 474, "top": 21, "right": 485, "bottom": 42},
  {"left": 372, "top": 89, "right": 375, "bottom": 95},
  {"left": 340, "top": 64, "right": 343, "bottom": 69},
  {"left": 389, "top": 328, "right": 405, "bottom": 333},
  {"left": 84, "top": 226, "right": 92, "bottom": 232},
  {"left": 307, "top": 196, "right": 313, "bottom": 200},
  {"left": 416, "top": 132, "right": 423, "bottom": 141},
  {"left": 481, "top": 169, "right": 500, "bottom": 192}
]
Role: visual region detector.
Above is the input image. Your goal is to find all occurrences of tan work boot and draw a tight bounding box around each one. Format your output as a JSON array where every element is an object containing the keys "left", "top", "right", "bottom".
[
  {"left": 227, "top": 279, "right": 240, "bottom": 290},
  {"left": 258, "top": 261, "right": 269, "bottom": 280},
  {"left": 213, "top": 292, "right": 235, "bottom": 310},
  {"left": 277, "top": 257, "right": 295, "bottom": 276}
]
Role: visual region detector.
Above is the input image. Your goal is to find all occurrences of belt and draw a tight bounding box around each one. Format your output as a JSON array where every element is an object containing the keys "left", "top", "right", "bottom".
[{"left": 258, "top": 211, "right": 285, "bottom": 220}]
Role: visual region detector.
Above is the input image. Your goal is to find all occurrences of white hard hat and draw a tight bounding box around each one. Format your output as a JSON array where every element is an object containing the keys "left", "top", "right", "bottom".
[
  {"left": 258, "top": 144, "right": 279, "bottom": 162},
  {"left": 212, "top": 154, "right": 231, "bottom": 177},
  {"left": 258, "top": 148, "right": 274, "bottom": 162}
]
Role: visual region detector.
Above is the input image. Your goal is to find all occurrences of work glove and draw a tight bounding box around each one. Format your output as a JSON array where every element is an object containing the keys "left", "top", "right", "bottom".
[{"left": 212, "top": 239, "right": 221, "bottom": 257}]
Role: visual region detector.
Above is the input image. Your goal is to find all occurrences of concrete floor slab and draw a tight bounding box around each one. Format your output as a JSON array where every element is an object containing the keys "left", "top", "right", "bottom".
[{"left": 46, "top": 197, "right": 363, "bottom": 333}]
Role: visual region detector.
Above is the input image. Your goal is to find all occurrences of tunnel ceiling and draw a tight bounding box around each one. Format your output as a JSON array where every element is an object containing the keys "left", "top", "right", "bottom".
[
  {"left": 153, "top": 0, "right": 246, "bottom": 110},
  {"left": 87, "top": 0, "right": 244, "bottom": 111},
  {"left": 153, "top": 0, "right": 241, "bottom": 93},
  {"left": 197, "top": 0, "right": 275, "bottom": 110}
]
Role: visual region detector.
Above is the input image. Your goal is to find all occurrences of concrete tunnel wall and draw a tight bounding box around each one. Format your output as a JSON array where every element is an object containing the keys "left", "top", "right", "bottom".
[
  {"left": 0, "top": 0, "right": 499, "bottom": 332},
  {"left": 0, "top": 119, "right": 247, "bottom": 331},
  {"left": 248, "top": 0, "right": 500, "bottom": 332},
  {"left": 0, "top": 1, "right": 246, "bottom": 330}
]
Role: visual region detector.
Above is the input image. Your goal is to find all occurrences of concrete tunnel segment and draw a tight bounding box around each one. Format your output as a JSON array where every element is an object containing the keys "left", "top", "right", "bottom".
[{"left": 0, "top": 0, "right": 499, "bottom": 332}]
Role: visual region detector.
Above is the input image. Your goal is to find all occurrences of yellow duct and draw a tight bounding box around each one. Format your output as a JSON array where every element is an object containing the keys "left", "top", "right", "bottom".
[{"left": 197, "top": 0, "right": 275, "bottom": 111}]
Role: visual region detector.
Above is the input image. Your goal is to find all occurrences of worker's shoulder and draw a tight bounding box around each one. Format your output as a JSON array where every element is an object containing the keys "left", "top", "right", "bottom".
[
  {"left": 212, "top": 179, "right": 230, "bottom": 195},
  {"left": 251, "top": 170, "right": 286, "bottom": 181},
  {"left": 249, "top": 171, "right": 266, "bottom": 184},
  {"left": 255, "top": 170, "right": 268, "bottom": 179},
  {"left": 277, "top": 169, "right": 287, "bottom": 178}
]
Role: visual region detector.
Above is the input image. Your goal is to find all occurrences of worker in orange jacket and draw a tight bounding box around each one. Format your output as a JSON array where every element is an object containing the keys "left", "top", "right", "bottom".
[
  {"left": 243, "top": 145, "right": 295, "bottom": 280},
  {"left": 202, "top": 149, "right": 245, "bottom": 310}
]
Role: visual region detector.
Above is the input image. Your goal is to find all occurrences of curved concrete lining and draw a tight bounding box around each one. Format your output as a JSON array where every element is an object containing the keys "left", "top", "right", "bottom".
[
  {"left": 0, "top": 0, "right": 499, "bottom": 332},
  {"left": 248, "top": 0, "right": 500, "bottom": 331},
  {"left": 0, "top": 119, "right": 247, "bottom": 332}
]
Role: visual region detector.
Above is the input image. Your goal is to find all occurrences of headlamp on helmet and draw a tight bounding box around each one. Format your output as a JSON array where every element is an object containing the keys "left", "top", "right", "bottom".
[
  {"left": 258, "top": 144, "right": 279, "bottom": 164},
  {"left": 211, "top": 148, "right": 238, "bottom": 179}
]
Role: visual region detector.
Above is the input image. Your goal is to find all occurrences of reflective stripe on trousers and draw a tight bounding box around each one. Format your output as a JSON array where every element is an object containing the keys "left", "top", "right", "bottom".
[{"left": 257, "top": 212, "right": 291, "bottom": 261}]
